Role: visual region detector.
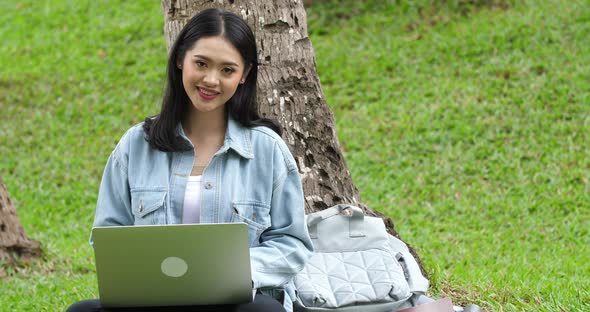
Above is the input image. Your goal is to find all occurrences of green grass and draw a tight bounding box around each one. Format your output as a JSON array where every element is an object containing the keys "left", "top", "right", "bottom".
[{"left": 1, "top": 0, "right": 589, "bottom": 310}]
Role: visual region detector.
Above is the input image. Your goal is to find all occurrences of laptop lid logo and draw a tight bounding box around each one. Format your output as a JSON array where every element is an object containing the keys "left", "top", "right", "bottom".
[{"left": 161, "top": 257, "right": 188, "bottom": 277}]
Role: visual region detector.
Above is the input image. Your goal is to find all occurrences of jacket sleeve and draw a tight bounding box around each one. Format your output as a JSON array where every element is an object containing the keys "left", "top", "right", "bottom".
[
  {"left": 90, "top": 139, "right": 133, "bottom": 244},
  {"left": 249, "top": 143, "right": 314, "bottom": 289}
]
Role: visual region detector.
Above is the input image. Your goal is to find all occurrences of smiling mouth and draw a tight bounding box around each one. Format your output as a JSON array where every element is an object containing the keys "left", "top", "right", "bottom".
[{"left": 197, "top": 87, "right": 220, "bottom": 100}]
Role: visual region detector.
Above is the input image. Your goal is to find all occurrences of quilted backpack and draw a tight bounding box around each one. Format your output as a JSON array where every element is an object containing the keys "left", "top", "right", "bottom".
[{"left": 293, "top": 204, "right": 429, "bottom": 312}]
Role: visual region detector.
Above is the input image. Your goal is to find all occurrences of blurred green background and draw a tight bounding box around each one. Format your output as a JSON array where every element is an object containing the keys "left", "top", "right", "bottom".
[{"left": 1, "top": 0, "right": 589, "bottom": 311}]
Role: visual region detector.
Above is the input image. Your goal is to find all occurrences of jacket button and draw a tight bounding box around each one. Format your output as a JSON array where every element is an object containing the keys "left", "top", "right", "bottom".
[{"left": 205, "top": 182, "right": 214, "bottom": 190}]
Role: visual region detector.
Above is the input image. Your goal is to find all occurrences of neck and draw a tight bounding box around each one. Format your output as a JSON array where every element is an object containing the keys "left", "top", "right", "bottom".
[{"left": 183, "top": 107, "right": 228, "bottom": 145}]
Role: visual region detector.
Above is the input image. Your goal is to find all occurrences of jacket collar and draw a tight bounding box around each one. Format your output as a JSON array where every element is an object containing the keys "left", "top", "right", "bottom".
[
  {"left": 177, "top": 117, "right": 254, "bottom": 159},
  {"left": 219, "top": 117, "right": 254, "bottom": 159}
]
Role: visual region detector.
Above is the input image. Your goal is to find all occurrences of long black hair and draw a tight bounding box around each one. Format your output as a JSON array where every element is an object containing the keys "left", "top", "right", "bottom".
[{"left": 144, "top": 8, "right": 281, "bottom": 152}]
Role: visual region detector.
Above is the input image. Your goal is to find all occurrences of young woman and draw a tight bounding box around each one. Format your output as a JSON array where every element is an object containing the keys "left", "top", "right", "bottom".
[{"left": 67, "top": 8, "right": 313, "bottom": 312}]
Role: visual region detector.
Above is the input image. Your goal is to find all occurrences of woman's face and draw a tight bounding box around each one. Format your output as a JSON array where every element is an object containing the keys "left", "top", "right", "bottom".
[{"left": 179, "top": 36, "right": 250, "bottom": 115}]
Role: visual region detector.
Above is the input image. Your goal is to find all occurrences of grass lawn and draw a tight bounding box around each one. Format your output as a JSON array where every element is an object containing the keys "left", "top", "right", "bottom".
[{"left": 1, "top": 0, "right": 588, "bottom": 311}]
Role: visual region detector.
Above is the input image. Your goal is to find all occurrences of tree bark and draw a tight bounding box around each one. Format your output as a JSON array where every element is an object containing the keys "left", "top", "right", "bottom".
[
  {"left": 161, "top": 0, "right": 425, "bottom": 273},
  {"left": 0, "top": 176, "right": 42, "bottom": 268}
]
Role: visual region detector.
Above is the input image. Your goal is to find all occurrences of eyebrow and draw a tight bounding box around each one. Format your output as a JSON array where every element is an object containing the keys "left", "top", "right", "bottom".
[{"left": 193, "top": 54, "right": 240, "bottom": 67}]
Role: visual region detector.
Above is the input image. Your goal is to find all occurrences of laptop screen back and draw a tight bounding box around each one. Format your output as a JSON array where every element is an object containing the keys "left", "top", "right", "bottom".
[{"left": 92, "top": 223, "right": 252, "bottom": 307}]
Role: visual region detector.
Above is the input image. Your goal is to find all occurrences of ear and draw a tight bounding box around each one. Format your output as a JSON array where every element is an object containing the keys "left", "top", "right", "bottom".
[{"left": 240, "top": 64, "right": 253, "bottom": 84}]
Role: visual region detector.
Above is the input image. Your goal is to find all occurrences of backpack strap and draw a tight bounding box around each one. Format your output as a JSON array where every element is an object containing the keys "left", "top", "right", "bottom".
[
  {"left": 306, "top": 204, "right": 365, "bottom": 239},
  {"left": 389, "top": 234, "right": 430, "bottom": 297}
]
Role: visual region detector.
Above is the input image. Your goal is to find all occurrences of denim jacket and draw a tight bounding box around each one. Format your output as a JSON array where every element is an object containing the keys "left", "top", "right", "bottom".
[{"left": 92, "top": 117, "right": 314, "bottom": 311}]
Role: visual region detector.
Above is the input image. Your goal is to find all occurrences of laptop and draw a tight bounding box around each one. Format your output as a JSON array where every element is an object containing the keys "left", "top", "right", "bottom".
[{"left": 92, "top": 223, "right": 254, "bottom": 307}]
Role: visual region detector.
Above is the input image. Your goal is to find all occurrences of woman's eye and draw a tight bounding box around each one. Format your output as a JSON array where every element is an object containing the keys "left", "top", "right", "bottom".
[
  {"left": 222, "top": 67, "right": 235, "bottom": 74},
  {"left": 195, "top": 61, "right": 206, "bottom": 68}
]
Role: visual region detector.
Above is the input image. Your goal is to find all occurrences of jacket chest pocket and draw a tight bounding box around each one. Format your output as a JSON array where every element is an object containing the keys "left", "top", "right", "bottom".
[
  {"left": 230, "top": 201, "right": 271, "bottom": 246},
  {"left": 131, "top": 189, "right": 167, "bottom": 225}
]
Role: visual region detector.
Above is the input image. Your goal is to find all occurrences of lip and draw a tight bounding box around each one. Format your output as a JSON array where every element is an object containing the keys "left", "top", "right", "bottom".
[{"left": 196, "top": 86, "right": 220, "bottom": 100}]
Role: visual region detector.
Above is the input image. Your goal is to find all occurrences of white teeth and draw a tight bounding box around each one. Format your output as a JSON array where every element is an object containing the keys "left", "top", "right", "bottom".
[{"left": 198, "top": 88, "right": 217, "bottom": 96}]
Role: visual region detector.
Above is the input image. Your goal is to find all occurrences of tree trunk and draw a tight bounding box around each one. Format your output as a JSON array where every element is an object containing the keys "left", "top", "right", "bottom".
[
  {"left": 0, "top": 176, "right": 42, "bottom": 268},
  {"left": 160, "top": 0, "right": 425, "bottom": 273}
]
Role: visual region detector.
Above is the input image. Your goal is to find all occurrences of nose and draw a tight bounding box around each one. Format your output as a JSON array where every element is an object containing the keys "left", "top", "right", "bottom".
[{"left": 202, "top": 70, "right": 219, "bottom": 87}]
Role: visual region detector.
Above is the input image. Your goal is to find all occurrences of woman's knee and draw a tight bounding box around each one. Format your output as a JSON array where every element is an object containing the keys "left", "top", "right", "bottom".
[
  {"left": 65, "top": 299, "right": 102, "bottom": 312},
  {"left": 234, "top": 294, "right": 285, "bottom": 312}
]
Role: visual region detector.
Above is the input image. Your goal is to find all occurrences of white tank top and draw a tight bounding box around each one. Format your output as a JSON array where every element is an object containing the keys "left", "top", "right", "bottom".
[{"left": 182, "top": 175, "right": 202, "bottom": 224}]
